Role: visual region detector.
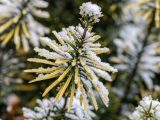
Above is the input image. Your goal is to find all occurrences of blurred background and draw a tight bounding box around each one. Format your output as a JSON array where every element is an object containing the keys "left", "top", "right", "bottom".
[{"left": 0, "top": 0, "right": 160, "bottom": 120}]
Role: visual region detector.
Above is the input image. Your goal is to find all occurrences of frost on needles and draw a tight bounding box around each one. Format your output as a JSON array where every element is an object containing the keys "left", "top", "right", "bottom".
[
  {"left": 23, "top": 97, "right": 95, "bottom": 120},
  {"left": 129, "top": 95, "right": 160, "bottom": 120},
  {"left": 0, "top": 0, "right": 49, "bottom": 52},
  {"left": 25, "top": 2, "right": 117, "bottom": 112},
  {"left": 126, "top": 0, "right": 160, "bottom": 28}
]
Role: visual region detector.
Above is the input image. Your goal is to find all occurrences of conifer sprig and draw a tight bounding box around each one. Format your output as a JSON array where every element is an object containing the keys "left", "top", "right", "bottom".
[
  {"left": 0, "top": 0, "right": 49, "bottom": 52},
  {"left": 25, "top": 2, "right": 117, "bottom": 111}
]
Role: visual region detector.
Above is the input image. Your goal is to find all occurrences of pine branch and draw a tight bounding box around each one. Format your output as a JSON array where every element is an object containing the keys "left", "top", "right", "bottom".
[
  {"left": 116, "top": 16, "right": 155, "bottom": 115},
  {"left": 122, "top": 17, "right": 154, "bottom": 102}
]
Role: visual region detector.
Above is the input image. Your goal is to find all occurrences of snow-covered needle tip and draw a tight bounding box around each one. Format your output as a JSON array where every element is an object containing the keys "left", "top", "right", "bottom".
[
  {"left": 129, "top": 96, "right": 160, "bottom": 120},
  {"left": 80, "top": 2, "right": 103, "bottom": 25}
]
